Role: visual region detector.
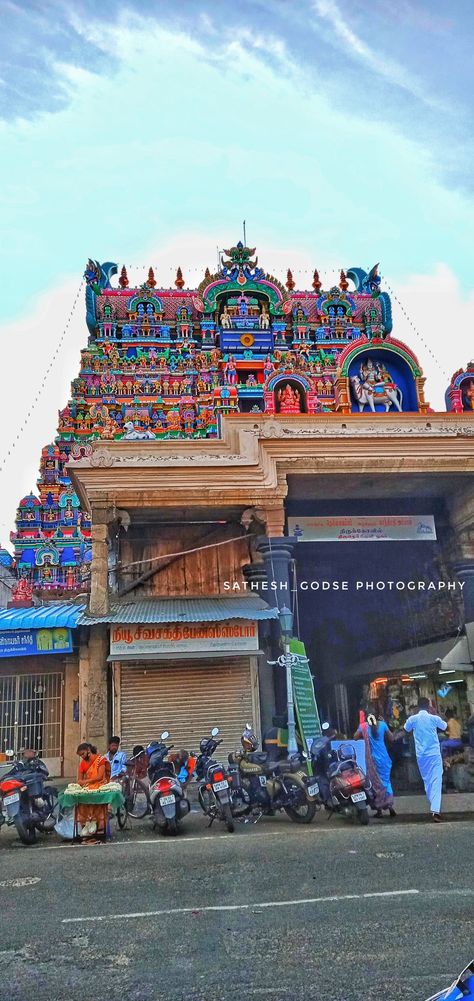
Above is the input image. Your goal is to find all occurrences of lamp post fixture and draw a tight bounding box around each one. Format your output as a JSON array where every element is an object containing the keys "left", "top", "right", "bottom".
[{"left": 267, "top": 605, "right": 298, "bottom": 755}]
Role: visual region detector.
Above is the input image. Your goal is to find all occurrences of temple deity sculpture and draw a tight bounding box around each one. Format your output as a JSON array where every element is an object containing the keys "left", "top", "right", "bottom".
[
  {"left": 259, "top": 304, "right": 270, "bottom": 329},
  {"left": 224, "top": 356, "right": 238, "bottom": 384},
  {"left": 277, "top": 383, "right": 303, "bottom": 413},
  {"left": 263, "top": 355, "right": 275, "bottom": 381},
  {"left": 350, "top": 357, "right": 403, "bottom": 412},
  {"left": 462, "top": 379, "right": 474, "bottom": 410},
  {"left": 221, "top": 306, "right": 231, "bottom": 329}
]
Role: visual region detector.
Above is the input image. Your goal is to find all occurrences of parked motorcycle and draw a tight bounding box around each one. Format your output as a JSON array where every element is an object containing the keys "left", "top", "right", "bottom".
[
  {"left": 0, "top": 755, "right": 58, "bottom": 845},
  {"left": 310, "top": 733, "right": 372, "bottom": 825},
  {"left": 228, "top": 725, "right": 319, "bottom": 824},
  {"left": 195, "top": 727, "right": 235, "bottom": 833},
  {"left": 426, "top": 959, "right": 474, "bottom": 1000},
  {"left": 147, "top": 731, "right": 190, "bottom": 836}
]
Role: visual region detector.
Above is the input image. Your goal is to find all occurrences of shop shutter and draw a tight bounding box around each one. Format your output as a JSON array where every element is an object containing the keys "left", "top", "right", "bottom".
[{"left": 119, "top": 658, "right": 254, "bottom": 761}]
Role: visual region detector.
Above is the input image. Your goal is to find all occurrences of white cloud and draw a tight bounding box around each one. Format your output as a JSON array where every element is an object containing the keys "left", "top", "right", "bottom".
[
  {"left": 313, "top": 0, "right": 448, "bottom": 111},
  {"left": 388, "top": 264, "right": 474, "bottom": 412}
]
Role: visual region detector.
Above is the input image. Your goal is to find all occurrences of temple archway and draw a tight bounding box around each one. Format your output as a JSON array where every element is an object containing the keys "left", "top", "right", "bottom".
[
  {"left": 336, "top": 336, "right": 428, "bottom": 414},
  {"left": 271, "top": 375, "right": 308, "bottom": 414}
]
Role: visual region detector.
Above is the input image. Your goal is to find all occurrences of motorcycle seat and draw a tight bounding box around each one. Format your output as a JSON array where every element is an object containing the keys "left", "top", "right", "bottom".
[{"left": 246, "top": 752, "right": 268, "bottom": 765}]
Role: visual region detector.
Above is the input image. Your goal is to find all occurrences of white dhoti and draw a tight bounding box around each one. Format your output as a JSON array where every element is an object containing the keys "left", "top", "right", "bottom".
[{"left": 417, "top": 751, "right": 443, "bottom": 814}]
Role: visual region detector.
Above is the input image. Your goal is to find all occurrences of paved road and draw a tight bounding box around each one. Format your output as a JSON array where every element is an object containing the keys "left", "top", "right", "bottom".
[{"left": 0, "top": 813, "right": 473, "bottom": 1001}]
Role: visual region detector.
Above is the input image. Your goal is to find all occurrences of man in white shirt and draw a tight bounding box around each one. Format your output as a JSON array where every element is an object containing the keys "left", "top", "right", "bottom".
[{"left": 404, "top": 698, "right": 447, "bottom": 822}]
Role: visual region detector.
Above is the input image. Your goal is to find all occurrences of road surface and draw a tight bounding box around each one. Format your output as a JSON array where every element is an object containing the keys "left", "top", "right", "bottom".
[{"left": 0, "top": 812, "right": 472, "bottom": 1001}]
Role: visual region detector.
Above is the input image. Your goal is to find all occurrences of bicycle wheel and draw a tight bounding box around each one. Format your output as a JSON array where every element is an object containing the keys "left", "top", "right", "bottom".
[{"left": 127, "top": 778, "right": 150, "bottom": 819}]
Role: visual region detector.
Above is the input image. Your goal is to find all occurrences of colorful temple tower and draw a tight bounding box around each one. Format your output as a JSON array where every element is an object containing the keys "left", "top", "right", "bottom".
[
  {"left": 445, "top": 361, "right": 474, "bottom": 413},
  {"left": 9, "top": 244, "right": 431, "bottom": 597}
]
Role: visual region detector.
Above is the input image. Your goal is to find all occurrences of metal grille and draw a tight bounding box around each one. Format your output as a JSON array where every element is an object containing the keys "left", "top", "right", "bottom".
[{"left": 0, "top": 673, "right": 63, "bottom": 758}]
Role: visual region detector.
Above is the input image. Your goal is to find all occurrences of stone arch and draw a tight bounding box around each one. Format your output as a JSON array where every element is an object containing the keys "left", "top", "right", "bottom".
[
  {"left": 335, "top": 336, "right": 426, "bottom": 414},
  {"left": 269, "top": 374, "right": 309, "bottom": 414}
]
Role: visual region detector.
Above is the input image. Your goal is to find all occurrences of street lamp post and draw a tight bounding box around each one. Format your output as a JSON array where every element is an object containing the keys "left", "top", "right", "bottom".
[{"left": 278, "top": 605, "right": 298, "bottom": 755}]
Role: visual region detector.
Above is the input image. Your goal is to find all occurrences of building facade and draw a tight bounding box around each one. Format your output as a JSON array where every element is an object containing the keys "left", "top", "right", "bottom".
[{"left": 3, "top": 244, "right": 474, "bottom": 770}]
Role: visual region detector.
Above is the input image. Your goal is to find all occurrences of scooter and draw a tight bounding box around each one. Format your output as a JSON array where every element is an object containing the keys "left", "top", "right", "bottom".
[
  {"left": 426, "top": 959, "right": 474, "bottom": 999},
  {"left": 311, "top": 734, "right": 372, "bottom": 825},
  {"left": 195, "top": 727, "right": 235, "bottom": 833},
  {"left": 229, "top": 725, "right": 319, "bottom": 824},
  {"left": 147, "top": 731, "right": 190, "bottom": 836},
  {"left": 0, "top": 754, "right": 58, "bottom": 845}
]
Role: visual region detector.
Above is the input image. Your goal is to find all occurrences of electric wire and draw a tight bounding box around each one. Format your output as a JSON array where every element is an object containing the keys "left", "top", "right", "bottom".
[
  {"left": 0, "top": 280, "right": 84, "bottom": 473},
  {"left": 381, "top": 276, "right": 450, "bottom": 380},
  {"left": 108, "top": 531, "right": 248, "bottom": 575}
]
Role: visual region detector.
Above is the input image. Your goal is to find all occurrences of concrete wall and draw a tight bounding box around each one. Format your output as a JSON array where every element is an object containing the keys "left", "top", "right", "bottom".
[{"left": 63, "top": 655, "right": 80, "bottom": 778}]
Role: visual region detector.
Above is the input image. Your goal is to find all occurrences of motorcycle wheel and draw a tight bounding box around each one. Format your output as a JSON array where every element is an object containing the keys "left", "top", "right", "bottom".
[
  {"left": 38, "top": 790, "right": 59, "bottom": 833},
  {"left": 198, "top": 786, "right": 210, "bottom": 816},
  {"left": 283, "top": 782, "right": 317, "bottom": 824},
  {"left": 116, "top": 804, "right": 128, "bottom": 830},
  {"left": 223, "top": 802, "right": 235, "bottom": 833},
  {"left": 167, "top": 818, "right": 179, "bottom": 836},
  {"left": 152, "top": 802, "right": 167, "bottom": 835},
  {"left": 14, "top": 809, "right": 37, "bottom": 846},
  {"left": 357, "top": 805, "right": 369, "bottom": 826}
]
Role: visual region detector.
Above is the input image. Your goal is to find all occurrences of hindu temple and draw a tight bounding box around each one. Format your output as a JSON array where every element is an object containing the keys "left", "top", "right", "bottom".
[
  {"left": 1, "top": 241, "right": 474, "bottom": 778},
  {"left": 8, "top": 244, "right": 435, "bottom": 598}
]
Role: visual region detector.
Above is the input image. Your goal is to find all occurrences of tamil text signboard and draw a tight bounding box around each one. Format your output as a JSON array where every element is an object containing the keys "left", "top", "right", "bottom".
[
  {"left": 289, "top": 638, "right": 322, "bottom": 757},
  {"left": 288, "top": 515, "right": 436, "bottom": 543},
  {"left": 0, "top": 628, "right": 73, "bottom": 659},
  {"left": 110, "top": 620, "right": 259, "bottom": 657}
]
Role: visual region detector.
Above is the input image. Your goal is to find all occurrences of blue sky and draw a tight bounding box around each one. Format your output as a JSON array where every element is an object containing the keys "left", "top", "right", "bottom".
[{"left": 0, "top": 0, "right": 473, "bottom": 537}]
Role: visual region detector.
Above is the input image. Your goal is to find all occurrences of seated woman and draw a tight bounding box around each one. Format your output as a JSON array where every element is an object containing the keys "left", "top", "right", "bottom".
[
  {"left": 76, "top": 742, "right": 109, "bottom": 838},
  {"left": 441, "top": 710, "right": 464, "bottom": 757}
]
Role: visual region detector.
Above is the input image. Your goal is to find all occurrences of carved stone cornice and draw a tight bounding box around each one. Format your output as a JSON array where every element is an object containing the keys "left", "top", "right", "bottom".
[{"left": 68, "top": 412, "right": 474, "bottom": 513}]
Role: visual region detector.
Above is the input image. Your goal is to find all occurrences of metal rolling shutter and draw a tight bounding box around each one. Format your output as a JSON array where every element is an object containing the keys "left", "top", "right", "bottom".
[{"left": 120, "top": 658, "right": 254, "bottom": 760}]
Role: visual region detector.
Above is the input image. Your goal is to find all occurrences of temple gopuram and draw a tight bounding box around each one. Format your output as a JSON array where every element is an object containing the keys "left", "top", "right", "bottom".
[{"left": 8, "top": 243, "right": 434, "bottom": 597}]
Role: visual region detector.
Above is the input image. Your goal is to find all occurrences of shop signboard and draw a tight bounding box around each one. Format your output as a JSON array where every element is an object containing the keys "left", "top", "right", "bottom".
[
  {"left": 0, "top": 627, "right": 73, "bottom": 658},
  {"left": 110, "top": 619, "right": 259, "bottom": 657},
  {"left": 290, "top": 638, "right": 322, "bottom": 756},
  {"left": 288, "top": 514, "right": 436, "bottom": 543}
]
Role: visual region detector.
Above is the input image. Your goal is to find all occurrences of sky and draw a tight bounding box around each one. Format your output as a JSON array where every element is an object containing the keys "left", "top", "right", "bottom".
[{"left": 0, "top": 0, "right": 473, "bottom": 542}]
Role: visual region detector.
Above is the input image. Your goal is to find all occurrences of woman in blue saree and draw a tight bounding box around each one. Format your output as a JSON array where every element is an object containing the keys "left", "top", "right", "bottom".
[{"left": 354, "top": 707, "right": 399, "bottom": 817}]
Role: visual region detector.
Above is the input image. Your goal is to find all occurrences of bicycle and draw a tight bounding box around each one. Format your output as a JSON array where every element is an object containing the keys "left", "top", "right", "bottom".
[{"left": 121, "top": 754, "right": 150, "bottom": 820}]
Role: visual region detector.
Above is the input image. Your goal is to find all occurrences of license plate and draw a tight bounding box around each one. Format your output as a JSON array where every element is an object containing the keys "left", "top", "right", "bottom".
[
  {"left": 307, "top": 783, "right": 319, "bottom": 797},
  {"left": 160, "top": 795, "right": 175, "bottom": 806},
  {"left": 259, "top": 775, "right": 267, "bottom": 787},
  {"left": 3, "top": 793, "right": 20, "bottom": 807},
  {"left": 351, "top": 791, "right": 366, "bottom": 803},
  {"left": 212, "top": 780, "right": 228, "bottom": 791}
]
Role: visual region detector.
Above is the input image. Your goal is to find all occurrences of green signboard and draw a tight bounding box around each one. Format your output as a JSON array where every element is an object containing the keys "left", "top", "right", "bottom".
[{"left": 290, "top": 638, "right": 322, "bottom": 758}]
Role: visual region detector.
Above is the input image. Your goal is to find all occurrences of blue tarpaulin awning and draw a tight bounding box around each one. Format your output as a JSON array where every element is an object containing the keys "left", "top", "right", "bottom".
[{"left": 0, "top": 603, "right": 85, "bottom": 631}]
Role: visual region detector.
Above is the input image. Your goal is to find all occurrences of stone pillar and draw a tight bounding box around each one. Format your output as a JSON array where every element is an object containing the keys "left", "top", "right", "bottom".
[
  {"left": 453, "top": 561, "right": 474, "bottom": 665},
  {"left": 465, "top": 673, "right": 474, "bottom": 718},
  {"left": 256, "top": 537, "right": 296, "bottom": 609},
  {"left": 241, "top": 561, "right": 269, "bottom": 596},
  {"left": 256, "top": 537, "right": 296, "bottom": 716},
  {"left": 79, "top": 624, "right": 109, "bottom": 746},
  {"left": 89, "top": 507, "right": 110, "bottom": 618},
  {"left": 449, "top": 485, "right": 474, "bottom": 664}
]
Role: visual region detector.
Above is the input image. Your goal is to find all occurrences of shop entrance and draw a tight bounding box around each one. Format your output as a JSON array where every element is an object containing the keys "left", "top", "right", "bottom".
[
  {"left": 115, "top": 657, "right": 259, "bottom": 761},
  {"left": 0, "top": 672, "right": 63, "bottom": 774}
]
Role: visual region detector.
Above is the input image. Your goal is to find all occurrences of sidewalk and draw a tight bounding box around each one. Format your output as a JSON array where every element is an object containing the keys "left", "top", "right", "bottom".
[
  {"left": 395, "top": 790, "right": 474, "bottom": 818},
  {"left": 56, "top": 777, "right": 474, "bottom": 818}
]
